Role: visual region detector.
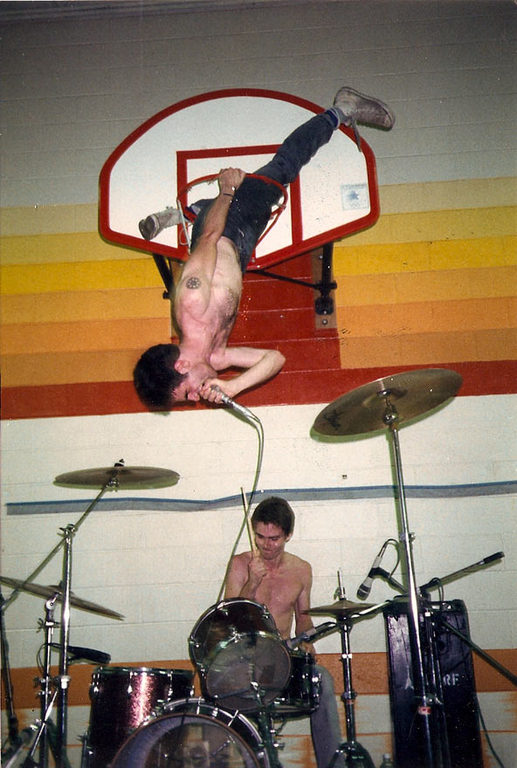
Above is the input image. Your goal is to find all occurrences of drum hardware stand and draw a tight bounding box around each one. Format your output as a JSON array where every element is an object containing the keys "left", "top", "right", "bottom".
[
  {"left": 312, "top": 369, "right": 465, "bottom": 768},
  {"left": 328, "top": 617, "right": 376, "bottom": 768},
  {"left": 382, "top": 396, "right": 443, "bottom": 768},
  {"left": 418, "top": 551, "right": 517, "bottom": 689},
  {"left": 254, "top": 705, "right": 285, "bottom": 768},
  {"left": 2, "top": 461, "right": 126, "bottom": 768}
]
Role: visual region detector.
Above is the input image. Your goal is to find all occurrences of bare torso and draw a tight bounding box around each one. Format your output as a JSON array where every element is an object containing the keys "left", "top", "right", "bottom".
[
  {"left": 226, "top": 550, "right": 313, "bottom": 640},
  {"left": 174, "top": 237, "right": 242, "bottom": 363}
]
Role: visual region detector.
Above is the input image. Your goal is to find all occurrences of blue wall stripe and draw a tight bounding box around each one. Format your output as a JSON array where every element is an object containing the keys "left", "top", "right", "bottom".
[{"left": 6, "top": 481, "right": 516, "bottom": 515}]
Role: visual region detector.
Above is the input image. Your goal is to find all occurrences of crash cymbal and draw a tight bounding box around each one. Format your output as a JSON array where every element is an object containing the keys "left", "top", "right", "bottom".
[
  {"left": 0, "top": 576, "right": 124, "bottom": 620},
  {"left": 304, "top": 598, "right": 375, "bottom": 617},
  {"left": 54, "top": 465, "right": 179, "bottom": 490},
  {"left": 313, "top": 368, "right": 462, "bottom": 436}
]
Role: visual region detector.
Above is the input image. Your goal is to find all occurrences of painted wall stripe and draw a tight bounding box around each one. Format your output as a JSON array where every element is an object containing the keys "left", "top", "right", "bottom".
[
  {"left": 2, "top": 360, "right": 516, "bottom": 419},
  {"left": 6, "top": 480, "right": 516, "bottom": 516}
]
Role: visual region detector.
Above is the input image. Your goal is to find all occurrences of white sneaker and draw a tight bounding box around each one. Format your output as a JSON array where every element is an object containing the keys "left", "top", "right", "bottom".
[{"left": 139, "top": 206, "right": 182, "bottom": 240}]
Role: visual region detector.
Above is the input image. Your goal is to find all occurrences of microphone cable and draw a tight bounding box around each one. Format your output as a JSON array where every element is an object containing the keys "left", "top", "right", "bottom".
[{"left": 216, "top": 411, "right": 265, "bottom": 602}]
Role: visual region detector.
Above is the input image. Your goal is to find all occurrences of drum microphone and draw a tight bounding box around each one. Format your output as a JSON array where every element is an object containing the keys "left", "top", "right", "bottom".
[
  {"left": 286, "top": 621, "right": 336, "bottom": 649},
  {"left": 357, "top": 542, "right": 389, "bottom": 600},
  {"left": 51, "top": 643, "right": 111, "bottom": 665}
]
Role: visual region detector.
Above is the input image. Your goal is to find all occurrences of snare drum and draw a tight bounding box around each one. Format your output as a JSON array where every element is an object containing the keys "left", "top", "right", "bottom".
[
  {"left": 84, "top": 666, "right": 194, "bottom": 768},
  {"left": 270, "top": 651, "right": 321, "bottom": 716},
  {"left": 189, "top": 598, "right": 291, "bottom": 712},
  {"left": 111, "top": 697, "right": 270, "bottom": 767}
]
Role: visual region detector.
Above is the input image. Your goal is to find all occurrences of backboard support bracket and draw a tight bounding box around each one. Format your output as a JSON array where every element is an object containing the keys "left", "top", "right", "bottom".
[
  {"left": 248, "top": 243, "right": 337, "bottom": 325},
  {"left": 152, "top": 242, "right": 337, "bottom": 328}
]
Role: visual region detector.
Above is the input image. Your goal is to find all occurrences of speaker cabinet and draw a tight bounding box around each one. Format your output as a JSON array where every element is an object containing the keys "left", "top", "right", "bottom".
[{"left": 383, "top": 600, "right": 483, "bottom": 768}]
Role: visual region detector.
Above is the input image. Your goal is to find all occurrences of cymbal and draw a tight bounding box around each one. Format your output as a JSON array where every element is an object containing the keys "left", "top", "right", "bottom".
[
  {"left": 313, "top": 368, "right": 462, "bottom": 436},
  {"left": 0, "top": 576, "right": 125, "bottom": 620},
  {"left": 304, "top": 598, "right": 375, "bottom": 617},
  {"left": 54, "top": 465, "right": 179, "bottom": 490}
]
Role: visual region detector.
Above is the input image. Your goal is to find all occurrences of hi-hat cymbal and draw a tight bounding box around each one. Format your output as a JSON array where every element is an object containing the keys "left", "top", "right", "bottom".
[
  {"left": 304, "top": 598, "right": 375, "bottom": 617},
  {"left": 0, "top": 576, "right": 125, "bottom": 620},
  {"left": 313, "top": 368, "right": 462, "bottom": 436},
  {"left": 54, "top": 465, "right": 179, "bottom": 490}
]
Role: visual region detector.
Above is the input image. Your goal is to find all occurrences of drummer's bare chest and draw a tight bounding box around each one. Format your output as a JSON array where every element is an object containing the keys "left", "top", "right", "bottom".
[{"left": 256, "top": 571, "right": 303, "bottom": 614}]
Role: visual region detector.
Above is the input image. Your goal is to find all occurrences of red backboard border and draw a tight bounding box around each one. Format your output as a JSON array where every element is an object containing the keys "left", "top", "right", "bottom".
[{"left": 98, "top": 88, "right": 380, "bottom": 269}]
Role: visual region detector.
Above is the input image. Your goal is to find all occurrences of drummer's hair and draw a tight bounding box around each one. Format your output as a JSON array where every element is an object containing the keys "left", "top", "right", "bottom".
[
  {"left": 133, "top": 343, "right": 186, "bottom": 410},
  {"left": 252, "top": 496, "right": 294, "bottom": 536}
]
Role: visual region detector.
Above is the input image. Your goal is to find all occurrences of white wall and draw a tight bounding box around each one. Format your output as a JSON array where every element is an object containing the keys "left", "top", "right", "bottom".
[{"left": 1, "top": 0, "right": 515, "bottom": 209}]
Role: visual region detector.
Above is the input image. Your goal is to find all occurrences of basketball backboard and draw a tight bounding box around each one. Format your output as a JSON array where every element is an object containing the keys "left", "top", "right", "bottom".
[{"left": 99, "top": 88, "right": 379, "bottom": 270}]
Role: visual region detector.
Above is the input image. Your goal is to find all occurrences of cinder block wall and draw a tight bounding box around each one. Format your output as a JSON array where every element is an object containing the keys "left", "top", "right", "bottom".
[{"left": 1, "top": 2, "right": 515, "bottom": 767}]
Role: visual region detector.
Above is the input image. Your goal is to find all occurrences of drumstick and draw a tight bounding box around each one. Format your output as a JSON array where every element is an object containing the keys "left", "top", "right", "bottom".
[{"left": 241, "top": 487, "right": 257, "bottom": 553}]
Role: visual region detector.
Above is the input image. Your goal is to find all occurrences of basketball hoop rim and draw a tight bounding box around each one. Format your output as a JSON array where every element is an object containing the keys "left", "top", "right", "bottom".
[{"left": 176, "top": 172, "right": 289, "bottom": 249}]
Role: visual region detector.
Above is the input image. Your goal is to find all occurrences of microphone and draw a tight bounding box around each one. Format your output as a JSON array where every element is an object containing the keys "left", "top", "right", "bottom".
[
  {"left": 286, "top": 621, "right": 336, "bottom": 649},
  {"left": 357, "top": 542, "right": 388, "bottom": 600},
  {"left": 209, "top": 387, "right": 256, "bottom": 421},
  {"left": 478, "top": 551, "right": 504, "bottom": 566}
]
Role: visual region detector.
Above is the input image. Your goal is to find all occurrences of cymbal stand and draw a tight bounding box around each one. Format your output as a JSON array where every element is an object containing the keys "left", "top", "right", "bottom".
[
  {"left": 329, "top": 615, "right": 375, "bottom": 768},
  {"left": 2, "top": 461, "right": 125, "bottom": 768},
  {"left": 381, "top": 394, "right": 440, "bottom": 768}
]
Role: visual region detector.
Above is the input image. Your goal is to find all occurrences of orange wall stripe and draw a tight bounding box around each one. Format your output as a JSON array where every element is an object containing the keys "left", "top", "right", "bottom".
[
  {"left": 338, "top": 329, "right": 516, "bottom": 369},
  {"left": 1, "top": 287, "right": 168, "bottom": 325},
  {"left": 338, "top": 297, "right": 515, "bottom": 336},
  {"left": 3, "top": 650, "right": 515, "bottom": 712},
  {"left": 1, "top": 317, "right": 171, "bottom": 356},
  {"left": 3, "top": 327, "right": 515, "bottom": 389},
  {"left": 3, "top": 350, "right": 142, "bottom": 387}
]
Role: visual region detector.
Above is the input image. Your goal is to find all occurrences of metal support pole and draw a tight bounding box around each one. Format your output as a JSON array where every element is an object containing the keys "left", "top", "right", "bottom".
[{"left": 388, "top": 421, "right": 438, "bottom": 768}]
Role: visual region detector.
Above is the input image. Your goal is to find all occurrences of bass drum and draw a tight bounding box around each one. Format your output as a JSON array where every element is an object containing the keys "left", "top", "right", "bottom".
[
  {"left": 189, "top": 598, "right": 290, "bottom": 712},
  {"left": 111, "top": 698, "right": 270, "bottom": 768}
]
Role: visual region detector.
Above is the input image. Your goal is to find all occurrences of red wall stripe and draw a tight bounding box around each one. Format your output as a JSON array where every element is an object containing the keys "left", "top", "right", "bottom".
[{"left": 2, "top": 360, "right": 515, "bottom": 420}]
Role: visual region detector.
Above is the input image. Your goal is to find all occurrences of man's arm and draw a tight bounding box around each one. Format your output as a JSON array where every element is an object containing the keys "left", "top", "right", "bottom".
[
  {"left": 225, "top": 553, "right": 267, "bottom": 601},
  {"left": 200, "top": 345, "right": 285, "bottom": 402},
  {"left": 294, "top": 562, "right": 316, "bottom": 655},
  {"left": 175, "top": 168, "right": 245, "bottom": 316}
]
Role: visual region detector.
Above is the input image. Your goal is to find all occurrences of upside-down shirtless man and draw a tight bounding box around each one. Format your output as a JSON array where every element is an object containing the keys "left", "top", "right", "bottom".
[{"left": 133, "top": 87, "right": 394, "bottom": 411}]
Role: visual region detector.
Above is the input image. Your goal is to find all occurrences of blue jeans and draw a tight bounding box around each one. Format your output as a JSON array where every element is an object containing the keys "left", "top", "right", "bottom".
[
  {"left": 190, "top": 111, "right": 336, "bottom": 271},
  {"left": 311, "top": 665, "right": 346, "bottom": 768}
]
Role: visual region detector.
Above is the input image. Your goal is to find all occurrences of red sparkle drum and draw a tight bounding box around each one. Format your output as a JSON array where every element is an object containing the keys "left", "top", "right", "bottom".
[
  {"left": 84, "top": 666, "right": 194, "bottom": 768},
  {"left": 111, "top": 697, "right": 270, "bottom": 767},
  {"left": 270, "top": 651, "right": 321, "bottom": 716},
  {"left": 189, "top": 598, "right": 291, "bottom": 712}
]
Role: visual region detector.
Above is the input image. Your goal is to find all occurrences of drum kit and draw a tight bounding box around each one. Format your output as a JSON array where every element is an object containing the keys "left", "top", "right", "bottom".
[{"left": 4, "top": 367, "right": 504, "bottom": 768}]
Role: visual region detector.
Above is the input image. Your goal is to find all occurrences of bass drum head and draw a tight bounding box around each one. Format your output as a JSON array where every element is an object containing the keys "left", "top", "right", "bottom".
[{"left": 111, "top": 698, "right": 269, "bottom": 768}]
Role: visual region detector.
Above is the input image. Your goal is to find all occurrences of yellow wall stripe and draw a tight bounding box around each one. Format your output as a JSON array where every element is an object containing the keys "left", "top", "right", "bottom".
[
  {"left": 1, "top": 235, "right": 515, "bottom": 296},
  {"left": 334, "top": 235, "right": 516, "bottom": 274},
  {"left": 1, "top": 258, "right": 163, "bottom": 294},
  {"left": 335, "top": 266, "right": 516, "bottom": 305},
  {"left": 343, "top": 206, "right": 516, "bottom": 246},
  {"left": 1, "top": 209, "right": 515, "bottom": 269},
  {"left": 1, "top": 178, "right": 515, "bottom": 238}
]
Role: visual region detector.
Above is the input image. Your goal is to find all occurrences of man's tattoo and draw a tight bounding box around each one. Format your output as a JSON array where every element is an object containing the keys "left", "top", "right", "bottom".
[{"left": 186, "top": 276, "right": 201, "bottom": 289}]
